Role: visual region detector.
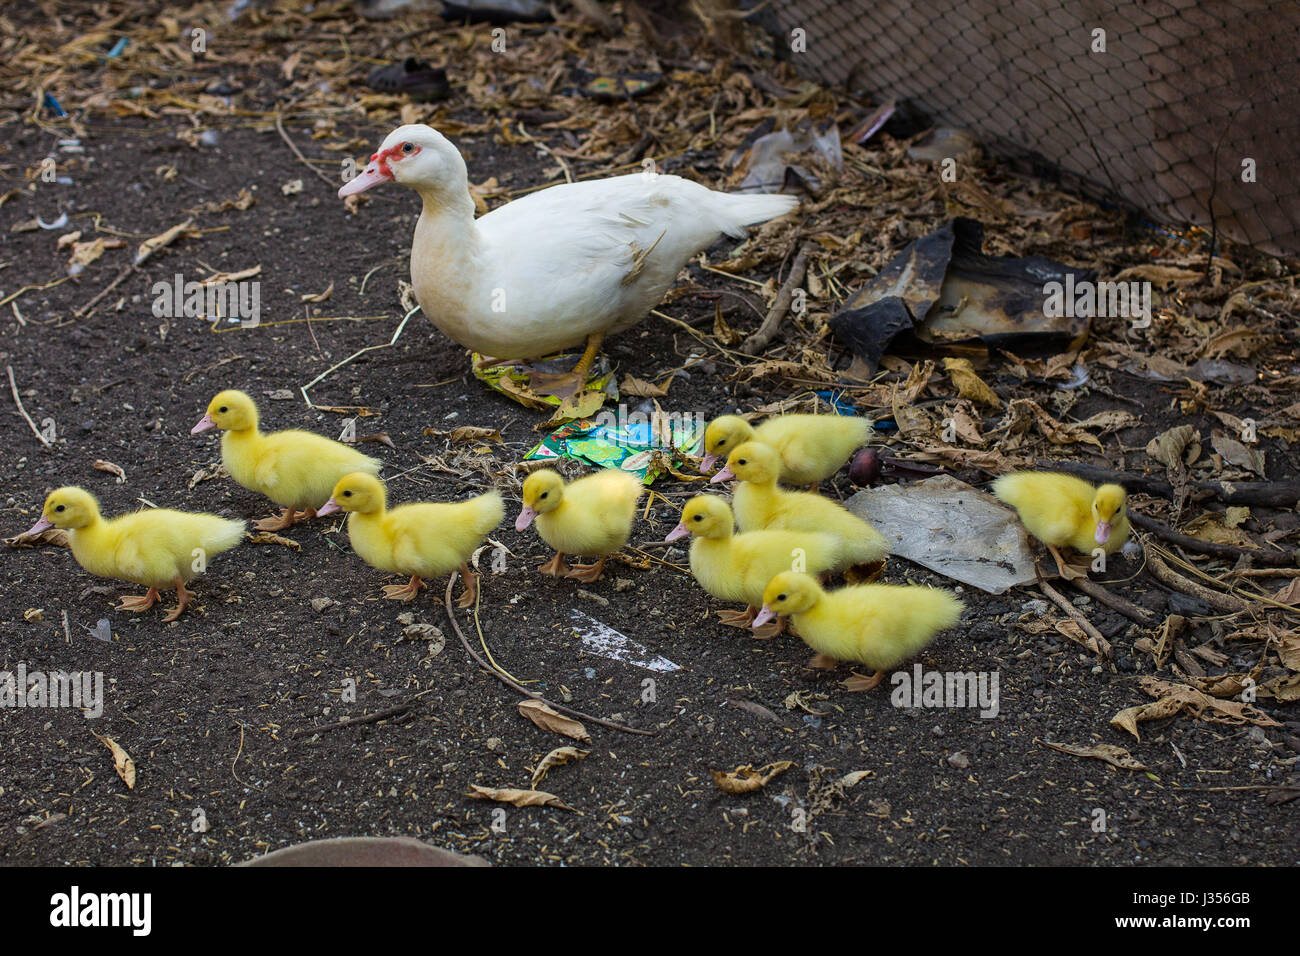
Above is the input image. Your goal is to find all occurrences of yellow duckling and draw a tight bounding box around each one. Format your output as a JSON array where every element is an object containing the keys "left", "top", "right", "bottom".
[
  {"left": 711, "top": 441, "right": 889, "bottom": 567},
  {"left": 665, "top": 495, "right": 840, "bottom": 636},
  {"left": 754, "top": 571, "right": 964, "bottom": 691},
  {"left": 515, "top": 468, "right": 643, "bottom": 582},
  {"left": 24, "top": 487, "right": 245, "bottom": 622},
  {"left": 192, "top": 389, "right": 381, "bottom": 532},
  {"left": 318, "top": 472, "right": 503, "bottom": 607},
  {"left": 991, "top": 471, "right": 1130, "bottom": 579},
  {"left": 700, "top": 413, "right": 872, "bottom": 489}
]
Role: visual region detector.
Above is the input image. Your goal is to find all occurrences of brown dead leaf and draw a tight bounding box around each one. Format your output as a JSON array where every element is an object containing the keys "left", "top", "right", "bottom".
[
  {"left": 247, "top": 531, "right": 302, "bottom": 550},
  {"left": 621, "top": 374, "right": 669, "bottom": 398},
  {"left": 468, "top": 784, "right": 578, "bottom": 812},
  {"left": 1259, "top": 673, "right": 1300, "bottom": 702},
  {"left": 1210, "top": 429, "right": 1266, "bottom": 477},
  {"left": 4, "top": 527, "right": 69, "bottom": 549},
  {"left": 530, "top": 746, "right": 590, "bottom": 787},
  {"left": 135, "top": 218, "right": 194, "bottom": 265},
  {"left": 517, "top": 700, "right": 591, "bottom": 743},
  {"left": 942, "top": 357, "right": 1001, "bottom": 409},
  {"left": 93, "top": 459, "right": 127, "bottom": 483},
  {"left": 93, "top": 732, "right": 136, "bottom": 789},
  {"left": 711, "top": 760, "right": 795, "bottom": 794},
  {"left": 424, "top": 425, "right": 503, "bottom": 444},
  {"left": 1038, "top": 739, "right": 1148, "bottom": 771},
  {"left": 1111, "top": 676, "right": 1281, "bottom": 740},
  {"left": 1146, "top": 424, "right": 1200, "bottom": 470}
]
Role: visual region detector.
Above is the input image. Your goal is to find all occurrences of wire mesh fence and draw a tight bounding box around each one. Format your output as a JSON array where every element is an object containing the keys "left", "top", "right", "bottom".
[{"left": 763, "top": 0, "right": 1300, "bottom": 257}]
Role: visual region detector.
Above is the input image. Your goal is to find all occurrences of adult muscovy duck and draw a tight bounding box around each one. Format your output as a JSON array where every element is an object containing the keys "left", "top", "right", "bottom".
[{"left": 339, "top": 124, "right": 798, "bottom": 394}]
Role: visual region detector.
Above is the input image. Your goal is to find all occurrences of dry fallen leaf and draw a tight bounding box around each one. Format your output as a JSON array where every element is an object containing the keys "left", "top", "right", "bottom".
[
  {"left": 1210, "top": 429, "right": 1266, "bottom": 477},
  {"left": 711, "top": 760, "right": 795, "bottom": 794},
  {"left": 468, "top": 784, "right": 578, "bottom": 812},
  {"left": 1146, "top": 424, "right": 1200, "bottom": 471},
  {"left": 93, "top": 459, "right": 127, "bottom": 483},
  {"left": 246, "top": 531, "right": 302, "bottom": 550},
  {"left": 517, "top": 700, "right": 591, "bottom": 743},
  {"left": 621, "top": 374, "right": 670, "bottom": 398},
  {"left": 1039, "top": 738, "right": 1148, "bottom": 771},
  {"left": 4, "top": 527, "right": 69, "bottom": 549},
  {"left": 135, "top": 218, "right": 194, "bottom": 264},
  {"left": 531, "top": 746, "right": 590, "bottom": 787},
  {"left": 93, "top": 732, "right": 136, "bottom": 789},
  {"left": 943, "top": 357, "right": 1002, "bottom": 409},
  {"left": 425, "top": 425, "right": 503, "bottom": 444},
  {"left": 1111, "top": 676, "right": 1281, "bottom": 740},
  {"left": 23, "top": 608, "right": 44, "bottom": 622}
]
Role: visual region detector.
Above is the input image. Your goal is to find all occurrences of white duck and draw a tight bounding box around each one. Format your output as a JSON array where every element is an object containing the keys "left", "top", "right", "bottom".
[{"left": 339, "top": 124, "right": 799, "bottom": 393}]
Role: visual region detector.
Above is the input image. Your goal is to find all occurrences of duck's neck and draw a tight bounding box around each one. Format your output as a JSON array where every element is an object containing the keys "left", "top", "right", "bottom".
[
  {"left": 413, "top": 186, "right": 481, "bottom": 268},
  {"left": 68, "top": 515, "right": 106, "bottom": 553},
  {"left": 222, "top": 425, "right": 262, "bottom": 452}
]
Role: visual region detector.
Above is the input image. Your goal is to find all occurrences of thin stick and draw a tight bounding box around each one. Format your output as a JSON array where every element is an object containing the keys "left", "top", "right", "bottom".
[
  {"left": 1039, "top": 579, "right": 1113, "bottom": 665},
  {"left": 1068, "top": 576, "right": 1157, "bottom": 625},
  {"left": 275, "top": 112, "right": 337, "bottom": 188},
  {"left": 1129, "top": 511, "right": 1296, "bottom": 567},
  {"left": 8, "top": 366, "right": 50, "bottom": 447},
  {"left": 443, "top": 573, "right": 655, "bottom": 736},
  {"left": 292, "top": 703, "right": 415, "bottom": 737},
  {"left": 1144, "top": 543, "right": 1249, "bottom": 613},
  {"left": 740, "top": 241, "right": 812, "bottom": 355},
  {"left": 300, "top": 306, "right": 418, "bottom": 408}
]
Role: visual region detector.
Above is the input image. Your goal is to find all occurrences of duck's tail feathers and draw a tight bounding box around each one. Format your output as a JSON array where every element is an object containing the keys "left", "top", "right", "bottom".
[
  {"left": 205, "top": 517, "right": 248, "bottom": 556},
  {"left": 468, "top": 490, "right": 506, "bottom": 536},
  {"left": 714, "top": 192, "right": 800, "bottom": 238}
]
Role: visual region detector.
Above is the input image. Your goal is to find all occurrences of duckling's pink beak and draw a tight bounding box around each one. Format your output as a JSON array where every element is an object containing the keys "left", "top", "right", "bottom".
[
  {"left": 317, "top": 497, "right": 341, "bottom": 517},
  {"left": 24, "top": 515, "right": 53, "bottom": 536},
  {"left": 665, "top": 522, "right": 690, "bottom": 542},
  {"left": 699, "top": 453, "right": 719, "bottom": 474},
  {"left": 752, "top": 605, "right": 776, "bottom": 629},
  {"left": 515, "top": 506, "right": 536, "bottom": 532},
  {"left": 709, "top": 465, "right": 735, "bottom": 484},
  {"left": 338, "top": 158, "right": 393, "bottom": 198},
  {"left": 1095, "top": 521, "right": 1112, "bottom": 545},
  {"left": 191, "top": 413, "right": 216, "bottom": 434}
]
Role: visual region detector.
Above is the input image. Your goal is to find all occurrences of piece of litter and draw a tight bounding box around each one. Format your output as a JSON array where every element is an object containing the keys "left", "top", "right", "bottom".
[{"left": 568, "top": 609, "right": 680, "bottom": 672}]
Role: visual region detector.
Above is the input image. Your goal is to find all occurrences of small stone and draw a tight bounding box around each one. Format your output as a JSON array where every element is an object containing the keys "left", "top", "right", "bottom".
[
  {"left": 947, "top": 752, "right": 970, "bottom": 769},
  {"left": 485, "top": 737, "right": 502, "bottom": 752},
  {"left": 309, "top": 597, "right": 334, "bottom": 612}
]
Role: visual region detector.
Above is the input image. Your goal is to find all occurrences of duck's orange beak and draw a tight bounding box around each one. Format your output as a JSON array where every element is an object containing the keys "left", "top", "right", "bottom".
[
  {"left": 751, "top": 605, "right": 776, "bottom": 629},
  {"left": 191, "top": 413, "right": 216, "bottom": 434},
  {"left": 317, "top": 497, "right": 341, "bottom": 517},
  {"left": 665, "top": 522, "right": 690, "bottom": 542},
  {"left": 515, "top": 506, "right": 536, "bottom": 532},
  {"left": 709, "top": 465, "right": 735, "bottom": 484},
  {"left": 24, "top": 515, "right": 53, "bottom": 536},
  {"left": 339, "top": 159, "right": 392, "bottom": 198},
  {"left": 1095, "top": 521, "right": 1112, "bottom": 545},
  {"left": 699, "top": 453, "right": 719, "bottom": 473}
]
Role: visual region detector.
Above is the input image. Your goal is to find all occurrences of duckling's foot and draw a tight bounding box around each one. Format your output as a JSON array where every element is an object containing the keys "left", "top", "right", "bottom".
[
  {"left": 564, "top": 556, "right": 607, "bottom": 583},
  {"left": 1048, "top": 544, "right": 1086, "bottom": 580},
  {"left": 455, "top": 563, "right": 479, "bottom": 608},
  {"left": 807, "top": 482, "right": 820, "bottom": 493},
  {"left": 117, "top": 588, "right": 161, "bottom": 614},
  {"left": 382, "top": 575, "right": 425, "bottom": 601},
  {"left": 807, "top": 652, "right": 839, "bottom": 671},
  {"left": 717, "top": 606, "right": 757, "bottom": 628},
  {"left": 751, "top": 617, "right": 786, "bottom": 640},
  {"left": 842, "top": 669, "right": 886, "bottom": 692},
  {"left": 538, "top": 552, "right": 570, "bottom": 577},
  {"left": 162, "top": 578, "right": 195, "bottom": 623},
  {"left": 254, "top": 508, "right": 299, "bottom": 532}
]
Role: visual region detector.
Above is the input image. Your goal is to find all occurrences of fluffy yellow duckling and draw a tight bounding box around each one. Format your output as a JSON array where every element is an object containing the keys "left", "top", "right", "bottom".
[
  {"left": 318, "top": 472, "right": 503, "bottom": 607},
  {"left": 754, "top": 571, "right": 964, "bottom": 691},
  {"left": 24, "top": 487, "right": 245, "bottom": 622},
  {"left": 991, "top": 471, "right": 1130, "bottom": 579},
  {"left": 700, "top": 413, "right": 872, "bottom": 489},
  {"left": 515, "top": 468, "right": 643, "bottom": 582},
  {"left": 711, "top": 441, "right": 889, "bottom": 567},
  {"left": 665, "top": 495, "right": 840, "bottom": 636},
  {"left": 192, "top": 389, "right": 380, "bottom": 531}
]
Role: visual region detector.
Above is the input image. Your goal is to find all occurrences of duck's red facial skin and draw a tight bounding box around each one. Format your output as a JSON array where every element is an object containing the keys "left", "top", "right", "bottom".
[{"left": 339, "top": 142, "right": 421, "bottom": 199}]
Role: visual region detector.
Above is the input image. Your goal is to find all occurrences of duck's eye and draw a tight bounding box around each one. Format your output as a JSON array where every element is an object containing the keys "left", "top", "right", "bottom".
[
  {"left": 777, "top": 593, "right": 787, "bottom": 602},
  {"left": 738, "top": 459, "right": 748, "bottom": 466},
  {"left": 717, "top": 439, "right": 726, "bottom": 446},
  {"left": 401, "top": 142, "right": 414, "bottom": 153},
  {"left": 343, "top": 490, "right": 353, "bottom": 498},
  {"left": 218, "top": 406, "right": 228, "bottom": 414},
  {"left": 540, "top": 491, "right": 548, "bottom": 499},
  {"left": 55, "top": 504, "right": 65, "bottom": 513},
  {"left": 693, "top": 514, "right": 703, "bottom": 522}
]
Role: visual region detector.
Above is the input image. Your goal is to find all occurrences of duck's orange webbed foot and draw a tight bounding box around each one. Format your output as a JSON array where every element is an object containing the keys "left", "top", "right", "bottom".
[
  {"left": 117, "top": 588, "right": 161, "bottom": 614},
  {"left": 564, "top": 555, "right": 607, "bottom": 583},
  {"left": 381, "top": 575, "right": 425, "bottom": 601},
  {"left": 537, "top": 551, "right": 570, "bottom": 577},
  {"left": 162, "top": 577, "right": 195, "bottom": 622},
  {"left": 717, "top": 605, "right": 757, "bottom": 628},
  {"left": 455, "top": 563, "right": 479, "bottom": 608},
  {"left": 807, "top": 652, "right": 839, "bottom": 671},
  {"left": 751, "top": 615, "right": 786, "bottom": 640},
  {"left": 1048, "top": 544, "right": 1086, "bottom": 580},
  {"left": 254, "top": 508, "right": 299, "bottom": 532},
  {"left": 842, "top": 669, "right": 886, "bottom": 692}
]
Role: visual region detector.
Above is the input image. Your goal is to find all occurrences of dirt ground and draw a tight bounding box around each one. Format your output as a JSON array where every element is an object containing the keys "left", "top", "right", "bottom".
[{"left": 2, "top": 2, "right": 1297, "bottom": 867}]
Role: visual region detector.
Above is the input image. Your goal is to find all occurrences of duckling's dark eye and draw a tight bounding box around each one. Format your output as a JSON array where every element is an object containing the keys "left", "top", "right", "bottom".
[
  {"left": 343, "top": 490, "right": 352, "bottom": 497},
  {"left": 717, "top": 439, "right": 726, "bottom": 446},
  {"left": 401, "top": 142, "right": 414, "bottom": 153},
  {"left": 777, "top": 593, "right": 787, "bottom": 602},
  {"left": 55, "top": 504, "right": 65, "bottom": 513},
  {"left": 540, "top": 491, "right": 548, "bottom": 499},
  {"left": 738, "top": 459, "right": 748, "bottom": 466},
  {"left": 693, "top": 514, "right": 703, "bottom": 522},
  {"left": 218, "top": 406, "right": 228, "bottom": 414}
]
